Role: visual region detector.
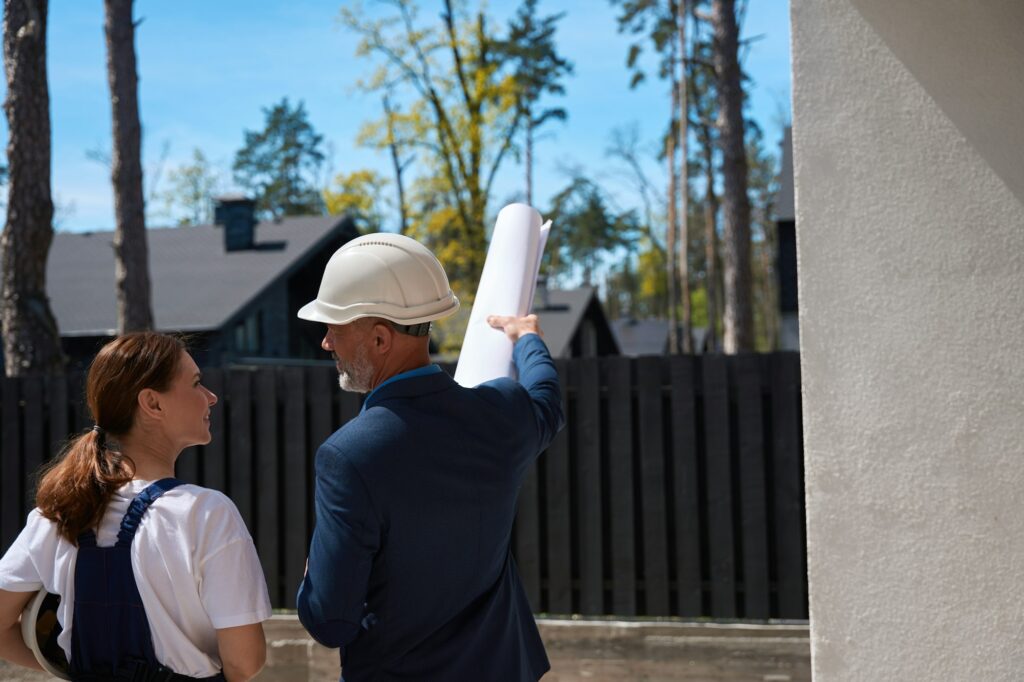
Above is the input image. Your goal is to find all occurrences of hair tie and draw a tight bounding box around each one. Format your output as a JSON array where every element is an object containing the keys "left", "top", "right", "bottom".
[{"left": 91, "top": 425, "right": 106, "bottom": 446}]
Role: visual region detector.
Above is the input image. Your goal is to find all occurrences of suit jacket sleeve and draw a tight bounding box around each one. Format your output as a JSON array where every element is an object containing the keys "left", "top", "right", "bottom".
[
  {"left": 297, "top": 441, "right": 380, "bottom": 648},
  {"left": 512, "top": 333, "right": 565, "bottom": 452}
]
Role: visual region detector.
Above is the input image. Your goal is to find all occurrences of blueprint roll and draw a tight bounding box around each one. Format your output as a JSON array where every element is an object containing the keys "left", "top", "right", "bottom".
[{"left": 455, "top": 203, "right": 551, "bottom": 387}]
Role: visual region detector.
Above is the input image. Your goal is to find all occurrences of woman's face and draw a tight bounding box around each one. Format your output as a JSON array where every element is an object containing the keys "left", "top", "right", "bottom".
[{"left": 158, "top": 351, "right": 217, "bottom": 448}]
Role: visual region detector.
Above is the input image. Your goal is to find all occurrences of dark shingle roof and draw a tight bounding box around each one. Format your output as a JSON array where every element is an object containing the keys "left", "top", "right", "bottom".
[
  {"left": 534, "top": 287, "right": 592, "bottom": 357},
  {"left": 47, "top": 216, "right": 350, "bottom": 336},
  {"left": 534, "top": 286, "right": 621, "bottom": 358},
  {"left": 611, "top": 318, "right": 669, "bottom": 356}
]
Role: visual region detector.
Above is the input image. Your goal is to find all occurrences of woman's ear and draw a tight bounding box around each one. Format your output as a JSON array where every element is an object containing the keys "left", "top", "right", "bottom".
[{"left": 136, "top": 388, "right": 163, "bottom": 420}]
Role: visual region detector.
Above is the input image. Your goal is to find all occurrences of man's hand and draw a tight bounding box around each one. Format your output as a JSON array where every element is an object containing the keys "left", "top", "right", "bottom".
[
  {"left": 487, "top": 315, "right": 544, "bottom": 342},
  {"left": 487, "top": 314, "right": 542, "bottom": 342}
]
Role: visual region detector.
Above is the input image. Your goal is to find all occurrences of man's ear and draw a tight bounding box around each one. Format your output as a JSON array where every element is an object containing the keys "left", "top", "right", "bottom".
[
  {"left": 137, "top": 388, "right": 163, "bottom": 421},
  {"left": 371, "top": 321, "right": 395, "bottom": 355}
]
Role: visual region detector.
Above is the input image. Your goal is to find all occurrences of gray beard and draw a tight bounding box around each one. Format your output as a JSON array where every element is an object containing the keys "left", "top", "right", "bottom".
[{"left": 337, "top": 345, "right": 374, "bottom": 393}]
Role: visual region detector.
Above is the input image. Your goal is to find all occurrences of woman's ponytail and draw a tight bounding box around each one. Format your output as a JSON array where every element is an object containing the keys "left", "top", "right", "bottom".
[{"left": 36, "top": 427, "right": 135, "bottom": 543}]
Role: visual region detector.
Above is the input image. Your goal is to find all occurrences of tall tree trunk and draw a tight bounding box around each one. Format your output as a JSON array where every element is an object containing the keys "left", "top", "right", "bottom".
[
  {"left": 525, "top": 117, "right": 533, "bottom": 207},
  {"left": 712, "top": 0, "right": 753, "bottom": 352},
  {"left": 1, "top": 0, "right": 65, "bottom": 376},
  {"left": 676, "top": 0, "right": 692, "bottom": 353},
  {"left": 383, "top": 95, "right": 409, "bottom": 235},
  {"left": 703, "top": 138, "right": 719, "bottom": 352},
  {"left": 105, "top": 0, "right": 153, "bottom": 333},
  {"left": 665, "top": 90, "right": 680, "bottom": 355}
]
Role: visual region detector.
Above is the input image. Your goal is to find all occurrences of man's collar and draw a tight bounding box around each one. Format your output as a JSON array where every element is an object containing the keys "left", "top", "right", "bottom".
[{"left": 362, "top": 364, "right": 446, "bottom": 412}]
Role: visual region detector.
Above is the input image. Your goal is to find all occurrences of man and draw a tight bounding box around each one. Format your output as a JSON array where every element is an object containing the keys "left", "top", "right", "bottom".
[{"left": 296, "top": 232, "right": 564, "bottom": 681}]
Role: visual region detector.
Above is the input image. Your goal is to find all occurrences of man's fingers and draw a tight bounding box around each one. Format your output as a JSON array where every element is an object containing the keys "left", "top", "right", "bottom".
[{"left": 487, "top": 314, "right": 513, "bottom": 329}]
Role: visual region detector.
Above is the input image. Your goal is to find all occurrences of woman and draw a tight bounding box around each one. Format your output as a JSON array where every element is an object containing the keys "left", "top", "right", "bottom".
[{"left": 0, "top": 333, "right": 270, "bottom": 681}]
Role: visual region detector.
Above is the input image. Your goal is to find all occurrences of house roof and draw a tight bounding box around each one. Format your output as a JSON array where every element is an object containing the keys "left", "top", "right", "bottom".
[
  {"left": 534, "top": 286, "right": 619, "bottom": 358},
  {"left": 47, "top": 215, "right": 353, "bottom": 336},
  {"left": 611, "top": 317, "right": 669, "bottom": 356}
]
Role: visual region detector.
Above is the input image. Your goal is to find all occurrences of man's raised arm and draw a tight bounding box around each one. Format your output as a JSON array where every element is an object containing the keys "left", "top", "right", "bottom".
[{"left": 487, "top": 314, "right": 565, "bottom": 450}]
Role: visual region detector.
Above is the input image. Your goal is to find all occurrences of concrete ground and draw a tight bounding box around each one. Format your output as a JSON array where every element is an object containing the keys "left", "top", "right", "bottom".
[{"left": 1, "top": 617, "right": 810, "bottom": 681}]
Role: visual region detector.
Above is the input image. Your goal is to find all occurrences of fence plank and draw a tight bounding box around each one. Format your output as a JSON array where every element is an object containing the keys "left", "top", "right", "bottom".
[
  {"left": 46, "top": 376, "right": 68, "bottom": 461},
  {"left": 703, "top": 355, "right": 736, "bottom": 617},
  {"left": 736, "top": 355, "right": 770, "bottom": 618},
  {"left": 636, "top": 357, "right": 669, "bottom": 615},
  {"left": 545, "top": 361, "right": 572, "bottom": 614},
  {"left": 282, "top": 368, "right": 308, "bottom": 606},
  {"left": 229, "top": 370, "right": 254, "bottom": 530},
  {"left": 605, "top": 357, "right": 636, "bottom": 616},
  {"left": 773, "top": 353, "right": 806, "bottom": 618},
  {"left": 202, "top": 369, "right": 226, "bottom": 492},
  {"left": 176, "top": 447, "right": 200, "bottom": 484},
  {"left": 574, "top": 357, "right": 603, "bottom": 615},
  {"left": 256, "top": 368, "right": 281, "bottom": 606},
  {"left": 338, "top": 388, "right": 362, "bottom": 431},
  {"left": 68, "top": 372, "right": 88, "bottom": 434},
  {"left": 1, "top": 378, "right": 21, "bottom": 549},
  {"left": 670, "top": 356, "right": 703, "bottom": 616},
  {"left": 307, "top": 368, "right": 334, "bottom": 448},
  {"left": 21, "top": 377, "right": 45, "bottom": 515}
]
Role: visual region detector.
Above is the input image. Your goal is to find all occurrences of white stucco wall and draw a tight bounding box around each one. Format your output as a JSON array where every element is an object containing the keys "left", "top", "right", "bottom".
[{"left": 791, "top": 1, "right": 1024, "bottom": 680}]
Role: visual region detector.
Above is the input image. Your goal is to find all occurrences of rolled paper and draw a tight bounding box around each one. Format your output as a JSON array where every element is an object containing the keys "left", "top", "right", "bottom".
[{"left": 454, "top": 204, "right": 550, "bottom": 387}]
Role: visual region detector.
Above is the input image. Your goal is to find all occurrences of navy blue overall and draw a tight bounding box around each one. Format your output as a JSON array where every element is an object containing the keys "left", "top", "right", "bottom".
[{"left": 69, "top": 478, "right": 225, "bottom": 682}]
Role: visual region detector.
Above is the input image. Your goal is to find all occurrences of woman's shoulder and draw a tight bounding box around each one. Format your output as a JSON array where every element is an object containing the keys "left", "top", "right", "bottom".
[
  {"left": 163, "top": 483, "right": 243, "bottom": 521},
  {"left": 118, "top": 480, "right": 234, "bottom": 514},
  {"left": 141, "top": 483, "right": 253, "bottom": 552},
  {"left": 166, "top": 482, "right": 232, "bottom": 505},
  {"left": 19, "top": 508, "right": 62, "bottom": 543}
]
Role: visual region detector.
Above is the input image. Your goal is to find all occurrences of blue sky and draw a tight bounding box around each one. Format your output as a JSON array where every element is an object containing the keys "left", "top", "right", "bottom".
[{"left": 0, "top": 0, "right": 791, "bottom": 232}]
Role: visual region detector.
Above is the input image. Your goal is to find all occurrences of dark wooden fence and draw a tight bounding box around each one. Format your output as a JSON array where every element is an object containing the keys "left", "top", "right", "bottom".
[{"left": 0, "top": 353, "right": 806, "bottom": 620}]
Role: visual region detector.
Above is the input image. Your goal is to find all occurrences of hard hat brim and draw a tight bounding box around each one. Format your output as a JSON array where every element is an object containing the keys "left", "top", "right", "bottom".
[{"left": 297, "top": 296, "right": 460, "bottom": 326}]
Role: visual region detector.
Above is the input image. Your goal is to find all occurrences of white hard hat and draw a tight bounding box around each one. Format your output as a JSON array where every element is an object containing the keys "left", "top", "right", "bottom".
[
  {"left": 297, "top": 232, "right": 459, "bottom": 327},
  {"left": 21, "top": 590, "right": 70, "bottom": 679}
]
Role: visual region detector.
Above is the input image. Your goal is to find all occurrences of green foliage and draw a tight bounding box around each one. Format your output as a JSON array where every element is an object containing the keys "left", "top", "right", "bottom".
[
  {"left": 604, "top": 235, "right": 666, "bottom": 319},
  {"left": 499, "top": 0, "right": 573, "bottom": 145},
  {"left": 609, "top": 0, "right": 681, "bottom": 86},
  {"left": 746, "top": 123, "right": 780, "bottom": 351},
  {"left": 342, "top": 0, "right": 514, "bottom": 283},
  {"left": 322, "top": 169, "right": 390, "bottom": 232},
  {"left": 162, "top": 148, "right": 220, "bottom": 226},
  {"left": 544, "top": 177, "right": 635, "bottom": 286},
  {"left": 233, "top": 98, "right": 326, "bottom": 219},
  {"left": 342, "top": 1, "right": 572, "bottom": 293}
]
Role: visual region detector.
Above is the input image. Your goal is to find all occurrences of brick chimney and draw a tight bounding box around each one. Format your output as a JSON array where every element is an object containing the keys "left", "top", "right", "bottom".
[{"left": 214, "top": 194, "right": 257, "bottom": 252}]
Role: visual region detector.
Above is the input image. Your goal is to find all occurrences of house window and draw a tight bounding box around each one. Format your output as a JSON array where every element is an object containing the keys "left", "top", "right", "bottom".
[{"left": 235, "top": 312, "right": 262, "bottom": 354}]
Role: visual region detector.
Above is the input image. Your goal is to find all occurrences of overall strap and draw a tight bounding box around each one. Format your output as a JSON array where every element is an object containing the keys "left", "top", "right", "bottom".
[
  {"left": 115, "top": 478, "right": 183, "bottom": 547},
  {"left": 77, "top": 529, "right": 97, "bottom": 548}
]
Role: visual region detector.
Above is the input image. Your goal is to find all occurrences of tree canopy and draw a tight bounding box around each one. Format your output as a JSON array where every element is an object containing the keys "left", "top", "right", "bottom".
[{"left": 233, "top": 98, "right": 326, "bottom": 219}]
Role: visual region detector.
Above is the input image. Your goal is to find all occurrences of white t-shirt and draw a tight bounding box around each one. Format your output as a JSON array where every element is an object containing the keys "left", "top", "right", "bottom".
[{"left": 0, "top": 480, "right": 272, "bottom": 678}]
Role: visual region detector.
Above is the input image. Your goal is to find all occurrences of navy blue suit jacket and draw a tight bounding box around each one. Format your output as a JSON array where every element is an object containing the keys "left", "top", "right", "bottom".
[{"left": 297, "top": 334, "right": 564, "bottom": 681}]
